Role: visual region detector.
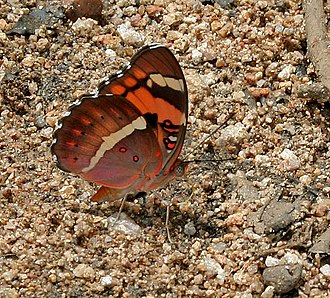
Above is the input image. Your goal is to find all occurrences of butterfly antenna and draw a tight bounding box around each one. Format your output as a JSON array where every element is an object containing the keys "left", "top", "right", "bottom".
[{"left": 183, "top": 111, "right": 237, "bottom": 161}]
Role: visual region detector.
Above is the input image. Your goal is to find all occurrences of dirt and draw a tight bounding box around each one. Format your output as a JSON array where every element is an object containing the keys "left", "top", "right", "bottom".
[{"left": 0, "top": 0, "right": 330, "bottom": 297}]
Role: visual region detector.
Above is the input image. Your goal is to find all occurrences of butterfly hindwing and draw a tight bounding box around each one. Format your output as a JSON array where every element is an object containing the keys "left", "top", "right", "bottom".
[{"left": 52, "top": 95, "right": 162, "bottom": 187}]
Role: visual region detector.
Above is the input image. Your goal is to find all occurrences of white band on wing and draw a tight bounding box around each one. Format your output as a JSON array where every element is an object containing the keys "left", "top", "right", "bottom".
[{"left": 81, "top": 116, "right": 147, "bottom": 173}]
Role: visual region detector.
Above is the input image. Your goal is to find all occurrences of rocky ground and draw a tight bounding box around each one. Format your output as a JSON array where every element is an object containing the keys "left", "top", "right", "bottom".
[{"left": 0, "top": 0, "right": 330, "bottom": 297}]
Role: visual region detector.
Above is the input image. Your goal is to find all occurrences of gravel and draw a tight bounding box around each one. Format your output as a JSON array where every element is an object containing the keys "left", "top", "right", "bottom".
[{"left": 1, "top": 0, "right": 329, "bottom": 297}]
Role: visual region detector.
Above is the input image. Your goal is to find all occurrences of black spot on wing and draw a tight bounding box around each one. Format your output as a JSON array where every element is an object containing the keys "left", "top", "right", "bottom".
[{"left": 144, "top": 113, "right": 158, "bottom": 128}]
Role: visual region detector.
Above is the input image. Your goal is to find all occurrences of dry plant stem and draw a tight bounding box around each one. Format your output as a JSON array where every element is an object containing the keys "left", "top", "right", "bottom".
[{"left": 303, "top": 0, "right": 330, "bottom": 93}]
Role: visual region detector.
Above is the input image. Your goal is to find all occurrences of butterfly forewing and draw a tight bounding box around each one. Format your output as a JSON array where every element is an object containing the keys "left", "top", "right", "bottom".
[{"left": 99, "top": 44, "right": 188, "bottom": 173}]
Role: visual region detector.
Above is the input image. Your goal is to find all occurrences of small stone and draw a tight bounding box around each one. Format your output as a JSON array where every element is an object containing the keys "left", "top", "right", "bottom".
[
  {"left": 216, "top": 58, "right": 225, "bottom": 68},
  {"left": 59, "top": 185, "right": 76, "bottom": 198},
  {"left": 203, "top": 257, "right": 225, "bottom": 284},
  {"left": 216, "top": 123, "right": 249, "bottom": 149},
  {"left": 278, "top": 65, "right": 295, "bottom": 81},
  {"left": 0, "top": 19, "right": 8, "bottom": 31},
  {"left": 282, "top": 252, "right": 301, "bottom": 265},
  {"left": 2, "top": 269, "right": 18, "bottom": 282},
  {"left": 210, "top": 20, "right": 221, "bottom": 32},
  {"left": 105, "top": 48, "right": 117, "bottom": 57},
  {"left": 108, "top": 213, "right": 141, "bottom": 235},
  {"left": 35, "top": 115, "right": 47, "bottom": 128},
  {"left": 248, "top": 87, "right": 270, "bottom": 98},
  {"left": 309, "top": 229, "right": 330, "bottom": 254},
  {"left": 71, "top": 18, "right": 98, "bottom": 36},
  {"left": 184, "top": 221, "right": 196, "bottom": 236},
  {"left": 146, "top": 5, "right": 163, "bottom": 17},
  {"left": 100, "top": 275, "right": 117, "bottom": 287},
  {"left": 280, "top": 149, "right": 300, "bottom": 171},
  {"left": 265, "top": 62, "right": 279, "bottom": 78},
  {"left": 255, "top": 154, "right": 270, "bottom": 164},
  {"left": 320, "top": 264, "right": 330, "bottom": 276},
  {"left": 219, "top": 22, "right": 233, "bottom": 38},
  {"left": 117, "top": 22, "right": 144, "bottom": 46},
  {"left": 263, "top": 264, "right": 302, "bottom": 294},
  {"left": 232, "top": 91, "right": 245, "bottom": 101},
  {"left": 48, "top": 273, "right": 57, "bottom": 283},
  {"left": 204, "top": 108, "right": 217, "bottom": 119},
  {"left": 191, "top": 49, "right": 203, "bottom": 63},
  {"left": 36, "top": 38, "right": 50, "bottom": 51},
  {"left": 73, "top": 264, "right": 95, "bottom": 280},
  {"left": 45, "top": 116, "right": 57, "bottom": 127},
  {"left": 93, "top": 34, "right": 117, "bottom": 46},
  {"left": 225, "top": 213, "right": 244, "bottom": 227},
  {"left": 40, "top": 127, "right": 53, "bottom": 138},
  {"left": 167, "top": 30, "right": 183, "bottom": 41},
  {"left": 265, "top": 256, "right": 280, "bottom": 267},
  {"left": 0, "top": 288, "right": 19, "bottom": 298},
  {"left": 299, "top": 174, "right": 312, "bottom": 185},
  {"left": 66, "top": 0, "right": 103, "bottom": 22},
  {"left": 22, "top": 55, "right": 35, "bottom": 67},
  {"left": 261, "top": 286, "right": 275, "bottom": 298},
  {"left": 193, "top": 273, "right": 204, "bottom": 285}
]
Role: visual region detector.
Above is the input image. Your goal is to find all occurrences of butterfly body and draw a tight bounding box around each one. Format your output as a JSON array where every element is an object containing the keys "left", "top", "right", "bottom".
[{"left": 52, "top": 44, "right": 188, "bottom": 202}]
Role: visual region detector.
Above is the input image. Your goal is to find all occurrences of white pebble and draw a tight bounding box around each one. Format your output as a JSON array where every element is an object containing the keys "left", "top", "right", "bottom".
[
  {"left": 117, "top": 22, "right": 144, "bottom": 46},
  {"left": 265, "top": 256, "right": 280, "bottom": 267},
  {"left": 282, "top": 252, "right": 301, "bottom": 264},
  {"left": 261, "top": 286, "right": 275, "bottom": 298},
  {"left": 59, "top": 185, "right": 75, "bottom": 198},
  {"left": 191, "top": 49, "right": 203, "bottom": 63},
  {"left": 100, "top": 275, "right": 114, "bottom": 286},
  {"left": 71, "top": 18, "right": 98, "bottom": 36},
  {"left": 320, "top": 264, "right": 330, "bottom": 276},
  {"left": 280, "top": 149, "right": 300, "bottom": 171},
  {"left": 278, "top": 65, "right": 295, "bottom": 81}
]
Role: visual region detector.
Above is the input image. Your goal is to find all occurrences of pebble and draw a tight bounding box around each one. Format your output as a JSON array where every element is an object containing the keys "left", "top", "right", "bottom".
[
  {"left": 73, "top": 264, "right": 95, "bottom": 280},
  {"left": 100, "top": 275, "right": 115, "bottom": 287},
  {"left": 71, "top": 18, "right": 98, "bottom": 36},
  {"left": 216, "top": 123, "right": 249, "bottom": 147},
  {"left": 21, "top": 55, "right": 35, "bottom": 67},
  {"left": 263, "top": 264, "right": 302, "bottom": 294},
  {"left": 278, "top": 65, "right": 295, "bottom": 81},
  {"left": 282, "top": 252, "right": 301, "bottom": 265},
  {"left": 108, "top": 213, "right": 141, "bottom": 235},
  {"left": 117, "top": 21, "right": 144, "bottom": 46},
  {"left": 191, "top": 49, "right": 203, "bottom": 63},
  {"left": 40, "top": 127, "right": 53, "bottom": 138},
  {"left": 265, "top": 256, "right": 280, "bottom": 267},
  {"left": 261, "top": 286, "right": 275, "bottom": 298},
  {"left": 280, "top": 149, "right": 301, "bottom": 171},
  {"left": 255, "top": 154, "right": 270, "bottom": 164},
  {"left": 184, "top": 221, "right": 197, "bottom": 236},
  {"left": 320, "top": 264, "right": 330, "bottom": 277},
  {"left": 59, "top": 185, "right": 76, "bottom": 198},
  {"left": 203, "top": 257, "right": 225, "bottom": 284},
  {"left": 0, "top": 288, "right": 19, "bottom": 298}
]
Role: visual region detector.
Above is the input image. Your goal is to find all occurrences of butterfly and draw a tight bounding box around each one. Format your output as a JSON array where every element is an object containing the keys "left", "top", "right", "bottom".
[{"left": 51, "top": 44, "right": 188, "bottom": 203}]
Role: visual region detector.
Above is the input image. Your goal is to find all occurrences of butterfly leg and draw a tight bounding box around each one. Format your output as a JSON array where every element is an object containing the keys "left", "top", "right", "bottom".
[
  {"left": 165, "top": 204, "right": 172, "bottom": 243},
  {"left": 111, "top": 193, "right": 132, "bottom": 226},
  {"left": 151, "top": 191, "right": 172, "bottom": 243}
]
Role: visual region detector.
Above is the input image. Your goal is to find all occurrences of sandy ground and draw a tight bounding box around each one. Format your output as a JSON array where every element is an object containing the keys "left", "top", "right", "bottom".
[{"left": 1, "top": 0, "right": 330, "bottom": 297}]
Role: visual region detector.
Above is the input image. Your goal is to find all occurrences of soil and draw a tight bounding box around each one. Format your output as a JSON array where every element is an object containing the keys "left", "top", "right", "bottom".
[{"left": 1, "top": 0, "right": 330, "bottom": 297}]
